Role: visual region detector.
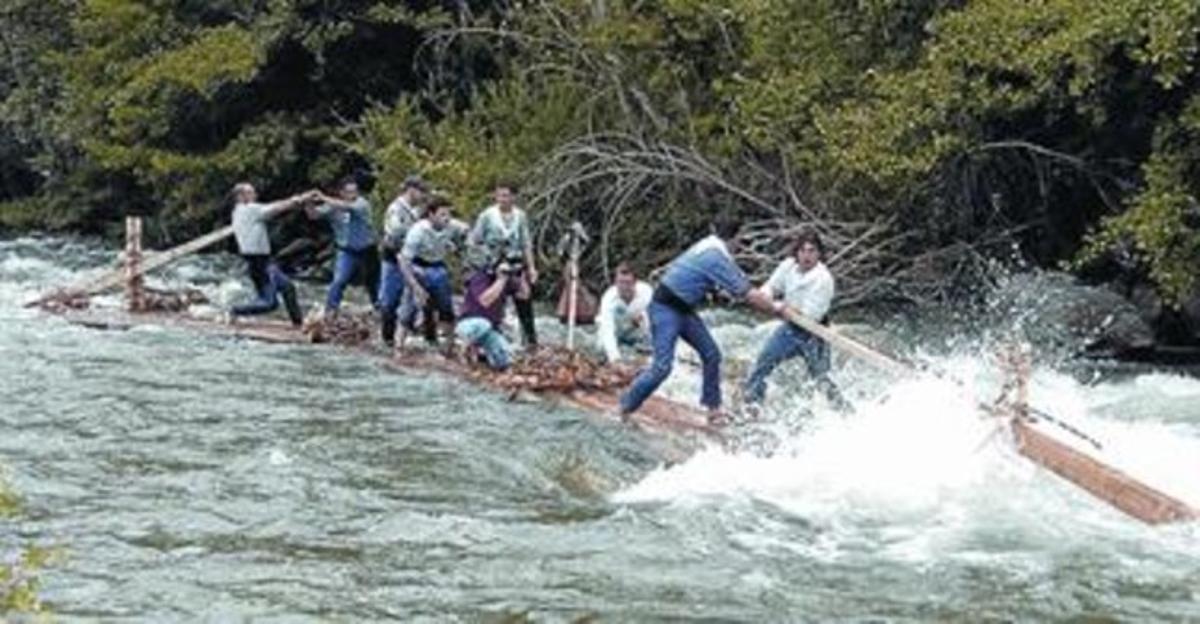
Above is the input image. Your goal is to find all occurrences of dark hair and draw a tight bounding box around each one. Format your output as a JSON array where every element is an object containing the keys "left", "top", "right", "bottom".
[
  {"left": 615, "top": 262, "right": 636, "bottom": 278},
  {"left": 493, "top": 179, "right": 519, "bottom": 194},
  {"left": 423, "top": 195, "right": 453, "bottom": 217},
  {"left": 339, "top": 176, "right": 358, "bottom": 190},
  {"left": 711, "top": 213, "right": 740, "bottom": 241},
  {"left": 793, "top": 229, "right": 824, "bottom": 255}
]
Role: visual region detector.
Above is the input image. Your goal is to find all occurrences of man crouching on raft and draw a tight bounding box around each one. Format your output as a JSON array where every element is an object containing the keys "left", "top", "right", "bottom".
[{"left": 618, "top": 231, "right": 782, "bottom": 426}]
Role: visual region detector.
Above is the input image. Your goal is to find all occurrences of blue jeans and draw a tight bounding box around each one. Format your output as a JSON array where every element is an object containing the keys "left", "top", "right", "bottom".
[
  {"left": 619, "top": 301, "right": 722, "bottom": 414},
  {"left": 743, "top": 321, "right": 831, "bottom": 404},
  {"left": 399, "top": 264, "right": 454, "bottom": 343},
  {"left": 326, "top": 247, "right": 379, "bottom": 311},
  {"left": 231, "top": 257, "right": 302, "bottom": 325},
  {"left": 378, "top": 259, "right": 406, "bottom": 343},
  {"left": 456, "top": 317, "right": 512, "bottom": 370},
  {"left": 399, "top": 264, "right": 454, "bottom": 326}
]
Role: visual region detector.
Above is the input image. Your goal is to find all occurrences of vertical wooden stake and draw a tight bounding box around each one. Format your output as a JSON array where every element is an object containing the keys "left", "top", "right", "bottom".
[
  {"left": 125, "top": 216, "right": 144, "bottom": 312},
  {"left": 1012, "top": 342, "right": 1031, "bottom": 419},
  {"left": 566, "top": 233, "right": 581, "bottom": 351}
]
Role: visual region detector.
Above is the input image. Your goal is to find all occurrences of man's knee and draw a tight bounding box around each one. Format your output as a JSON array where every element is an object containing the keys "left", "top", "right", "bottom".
[{"left": 647, "top": 358, "right": 674, "bottom": 382}]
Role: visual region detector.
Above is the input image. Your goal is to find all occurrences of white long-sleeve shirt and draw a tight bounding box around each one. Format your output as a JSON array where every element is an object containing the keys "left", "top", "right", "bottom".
[
  {"left": 762, "top": 259, "right": 834, "bottom": 320},
  {"left": 596, "top": 281, "right": 653, "bottom": 362}
]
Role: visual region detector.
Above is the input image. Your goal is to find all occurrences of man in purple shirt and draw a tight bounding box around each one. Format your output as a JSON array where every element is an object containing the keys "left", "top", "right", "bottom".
[{"left": 454, "top": 260, "right": 515, "bottom": 370}]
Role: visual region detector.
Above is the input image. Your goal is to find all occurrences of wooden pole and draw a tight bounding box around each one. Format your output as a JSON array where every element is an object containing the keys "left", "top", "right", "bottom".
[
  {"left": 566, "top": 232, "right": 581, "bottom": 351},
  {"left": 124, "top": 216, "right": 145, "bottom": 312},
  {"left": 26, "top": 224, "right": 235, "bottom": 308},
  {"left": 777, "top": 305, "right": 912, "bottom": 376}
]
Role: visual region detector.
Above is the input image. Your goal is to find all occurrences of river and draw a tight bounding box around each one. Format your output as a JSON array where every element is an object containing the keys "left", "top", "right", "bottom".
[{"left": 2, "top": 235, "right": 1198, "bottom": 621}]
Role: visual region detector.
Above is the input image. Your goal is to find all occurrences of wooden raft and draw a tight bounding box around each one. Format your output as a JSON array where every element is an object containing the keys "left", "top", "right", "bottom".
[{"left": 53, "top": 307, "right": 720, "bottom": 447}]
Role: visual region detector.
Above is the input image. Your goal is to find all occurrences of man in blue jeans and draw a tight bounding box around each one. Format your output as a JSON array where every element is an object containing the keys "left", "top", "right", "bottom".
[
  {"left": 228, "top": 182, "right": 316, "bottom": 326},
  {"left": 397, "top": 196, "right": 469, "bottom": 349},
  {"left": 378, "top": 174, "right": 428, "bottom": 346},
  {"left": 309, "top": 177, "right": 379, "bottom": 317},
  {"left": 618, "top": 234, "right": 781, "bottom": 425},
  {"left": 742, "top": 230, "right": 850, "bottom": 413}
]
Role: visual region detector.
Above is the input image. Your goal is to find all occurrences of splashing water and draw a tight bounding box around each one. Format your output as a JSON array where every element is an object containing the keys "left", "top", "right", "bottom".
[
  {"left": 2, "top": 236, "right": 1199, "bottom": 620},
  {"left": 618, "top": 347, "right": 1200, "bottom": 565}
]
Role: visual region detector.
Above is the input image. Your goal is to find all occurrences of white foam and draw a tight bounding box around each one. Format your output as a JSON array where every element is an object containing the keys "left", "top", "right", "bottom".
[{"left": 615, "top": 355, "right": 1200, "bottom": 561}]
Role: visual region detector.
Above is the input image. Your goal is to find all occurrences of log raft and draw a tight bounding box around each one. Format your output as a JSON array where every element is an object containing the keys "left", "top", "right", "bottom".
[{"left": 52, "top": 307, "right": 720, "bottom": 450}]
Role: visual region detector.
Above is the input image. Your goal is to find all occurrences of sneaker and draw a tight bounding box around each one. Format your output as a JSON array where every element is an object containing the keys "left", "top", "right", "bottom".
[{"left": 706, "top": 409, "right": 733, "bottom": 428}]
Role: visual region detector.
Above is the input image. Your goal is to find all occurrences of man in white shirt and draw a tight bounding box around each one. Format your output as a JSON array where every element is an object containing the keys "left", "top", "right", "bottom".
[
  {"left": 596, "top": 262, "right": 652, "bottom": 363},
  {"left": 742, "top": 230, "right": 849, "bottom": 411}
]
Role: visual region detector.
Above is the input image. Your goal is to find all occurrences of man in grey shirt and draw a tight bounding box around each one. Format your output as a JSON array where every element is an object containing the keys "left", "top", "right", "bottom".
[
  {"left": 396, "top": 195, "right": 469, "bottom": 349},
  {"left": 378, "top": 175, "right": 428, "bottom": 346},
  {"left": 229, "top": 182, "right": 316, "bottom": 325},
  {"left": 308, "top": 177, "right": 379, "bottom": 316}
]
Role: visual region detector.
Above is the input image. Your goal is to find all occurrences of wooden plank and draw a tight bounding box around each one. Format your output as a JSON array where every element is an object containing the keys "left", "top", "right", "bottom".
[{"left": 1012, "top": 417, "right": 1198, "bottom": 524}]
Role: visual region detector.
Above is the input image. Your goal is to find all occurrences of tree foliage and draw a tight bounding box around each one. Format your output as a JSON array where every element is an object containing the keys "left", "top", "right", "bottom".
[{"left": 2, "top": 0, "right": 1199, "bottom": 304}]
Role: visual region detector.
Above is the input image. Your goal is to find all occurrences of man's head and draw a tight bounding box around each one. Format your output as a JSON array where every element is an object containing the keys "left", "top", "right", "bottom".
[
  {"left": 338, "top": 177, "right": 359, "bottom": 201},
  {"left": 402, "top": 174, "right": 428, "bottom": 203},
  {"left": 614, "top": 262, "right": 638, "bottom": 302},
  {"left": 425, "top": 196, "right": 453, "bottom": 229},
  {"left": 231, "top": 182, "right": 257, "bottom": 205},
  {"left": 493, "top": 180, "right": 517, "bottom": 210},
  {"left": 711, "top": 213, "right": 743, "bottom": 255},
  {"left": 793, "top": 229, "right": 824, "bottom": 272}
]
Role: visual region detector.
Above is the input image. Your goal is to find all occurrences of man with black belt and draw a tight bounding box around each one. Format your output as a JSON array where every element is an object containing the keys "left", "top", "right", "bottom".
[
  {"left": 742, "top": 230, "right": 850, "bottom": 412},
  {"left": 378, "top": 175, "right": 428, "bottom": 346},
  {"left": 228, "top": 182, "right": 313, "bottom": 326},
  {"left": 618, "top": 234, "right": 781, "bottom": 425},
  {"left": 397, "top": 196, "right": 469, "bottom": 349},
  {"left": 309, "top": 177, "right": 379, "bottom": 317}
]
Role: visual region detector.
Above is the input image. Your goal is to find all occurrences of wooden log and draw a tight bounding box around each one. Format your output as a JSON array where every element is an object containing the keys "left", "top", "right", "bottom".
[
  {"left": 1011, "top": 417, "right": 1198, "bottom": 524},
  {"left": 125, "top": 216, "right": 145, "bottom": 312},
  {"left": 997, "top": 344, "right": 1196, "bottom": 524},
  {"left": 25, "top": 224, "right": 235, "bottom": 308}
]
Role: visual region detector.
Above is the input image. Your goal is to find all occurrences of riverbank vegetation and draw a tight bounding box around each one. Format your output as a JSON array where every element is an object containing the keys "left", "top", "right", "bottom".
[
  {"left": 0, "top": 474, "right": 49, "bottom": 616},
  {"left": 1, "top": 1, "right": 1198, "bottom": 310}
]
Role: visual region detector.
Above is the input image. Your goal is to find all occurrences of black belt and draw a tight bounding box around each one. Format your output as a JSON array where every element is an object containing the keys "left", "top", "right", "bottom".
[
  {"left": 413, "top": 258, "right": 446, "bottom": 269},
  {"left": 652, "top": 284, "right": 694, "bottom": 314}
]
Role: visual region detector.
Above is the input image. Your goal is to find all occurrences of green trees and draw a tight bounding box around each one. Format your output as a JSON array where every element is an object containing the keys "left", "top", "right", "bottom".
[
  {"left": 1, "top": 0, "right": 457, "bottom": 238},
  {"left": 2, "top": 0, "right": 1198, "bottom": 306}
]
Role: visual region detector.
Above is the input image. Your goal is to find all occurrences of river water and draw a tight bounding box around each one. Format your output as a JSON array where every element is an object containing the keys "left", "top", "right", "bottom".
[{"left": 1, "top": 235, "right": 1199, "bottom": 621}]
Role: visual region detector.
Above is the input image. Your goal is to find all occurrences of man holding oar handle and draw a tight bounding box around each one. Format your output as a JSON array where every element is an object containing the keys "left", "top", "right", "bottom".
[
  {"left": 618, "top": 232, "right": 781, "bottom": 426},
  {"left": 742, "top": 230, "right": 851, "bottom": 414}
]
